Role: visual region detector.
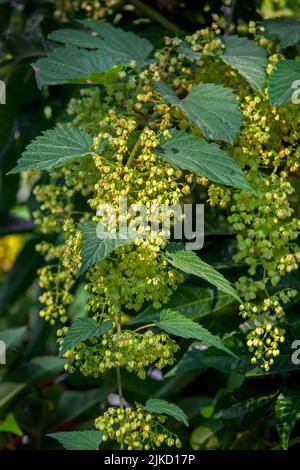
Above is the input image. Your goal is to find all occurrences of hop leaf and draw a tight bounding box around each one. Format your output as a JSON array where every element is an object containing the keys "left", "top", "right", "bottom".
[
  {"left": 78, "top": 221, "right": 136, "bottom": 275},
  {"left": 157, "top": 129, "right": 256, "bottom": 193},
  {"left": 9, "top": 127, "right": 93, "bottom": 174},
  {"left": 48, "top": 431, "right": 102, "bottom": 450},
  {"left": 33, "top": 45, "right": 122, "bottom": 87},
  {"left": 59, "top": 317, "right": 113, "bottom": 356},
  {"left": 221, "top": 35, "right": 268, "bottom": 94},
  {"left": 156, "top": 82, "right": 243, "bottom": 144},
  {"left": 156, "top": 309, "right": 236, "bottom": 357},
  {"left": 144, "top": 398, "right": 189, "bottom": 426},
  {"left": 165, "top": 249, "right": 241, "bottom": 302}
]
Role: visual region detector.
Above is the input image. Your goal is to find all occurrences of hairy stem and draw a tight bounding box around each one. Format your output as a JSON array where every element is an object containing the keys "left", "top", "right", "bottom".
[
  {"left": 127, "top": 134, "right": 141, "bottom": 166},
  {"left": 129, "top": 0, "right": 180, "bottom": 33},
  {"left": 134, "top": 323, "right": 156, "bottom": 332},
  {"left": 115, "top": 303, "right": 124, "bottom": 409}
]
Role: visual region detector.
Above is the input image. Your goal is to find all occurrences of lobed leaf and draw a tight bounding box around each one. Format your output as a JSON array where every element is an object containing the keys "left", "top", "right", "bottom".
[
  {"left": 221, "top": 35, "right": 268, "bottom": 94},
  {"left": 78, "top": 221, "right": 136, "bottom": 275},
  {"left": 48, "top": 430, "right": 102, "bottom": 450},
  {"left": 49, "top": 20, "right": 153, "bottom": 66},
  {"left": 156, "top": 81, "right": 243, "bottom": 144},
  {"left": 261, "top": 19, "right": 300, "bottom": 49},
  {"left": 157, "top": 129, "right": 256, "bottom": 193},
  {"left": 33, "top": 45, "right": 122, "bottom": 87},
  {"left": 268, "top": 59, "right": 300, "bottom": 107},
  {"left": 9, "top": 127, "right": 93, "bottom": 173}
]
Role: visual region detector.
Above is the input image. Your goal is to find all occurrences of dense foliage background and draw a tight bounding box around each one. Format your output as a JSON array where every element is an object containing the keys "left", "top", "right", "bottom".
[{"left": 0, "top": 0, "right": 299, "bottom": 451}]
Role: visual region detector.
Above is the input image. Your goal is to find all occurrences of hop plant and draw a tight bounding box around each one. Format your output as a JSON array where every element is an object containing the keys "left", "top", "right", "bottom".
[
  {"left": 34, "top": 184, "right": 75, "bottom": 234},
  {"left": 22, "top": 13, "right": 300, "bottom": 450},
  {"left": 36, "top": 242, "right": 75, "bottom": 324}
]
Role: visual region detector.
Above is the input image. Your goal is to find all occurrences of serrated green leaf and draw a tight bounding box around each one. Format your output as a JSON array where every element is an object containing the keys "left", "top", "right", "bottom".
[
  {"left": 49, "top": 21, "right": 153, "bottom": 66},
  {"left": 261, "top": 19, "right": 300, "bottom": 49},
  {"left": 33, "top": 45, "right": 122, "bottom": 87},
  {"left": 221, "top": 35, "right": 268, "bottom": 94},
  {"left": 156, "top": 309, "right": 236, "bottom": 357},
  {"left": 144, "top": 398, "right": 189, "bottom": 426},
  {"left": 49, "top": 28, "right": 109, "bottom": 49},
  {"left": 60, "top": 318, "right": 113, "bottom": 356},
  {"left": 9, "top": 127, "right": 93, "bottom": 174},
  {"left": 157, "top": 129, "right": 256, "bottom": 193},
  {"left": 78, "top": 221, "right": 136, "bottom": 275},
  {"left": 165, "top": 249, "right": 241, "bottom": 302},
  {"left": 48, "top": 430, "right": 102, "bottom": 450},
  {"left": 156, "top": 81, "right": 243, "bottom": 144},
  {"left": 268, "top": 60, "right": 300, "bottom": 107},
  {"left": 154, "top": 82, "right": 181, "bottom": 106},
  {"left": 275, "top": 387, "right": 300, "bottom": 450},
  {"left": 80, "top": 20, "right": 153, "bottom": 65}
]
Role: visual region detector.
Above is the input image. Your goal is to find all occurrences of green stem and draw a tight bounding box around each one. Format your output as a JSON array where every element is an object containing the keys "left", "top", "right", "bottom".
[
  {"left": 115, "top": 303, "right": 124, "bottom": 409},
  {"left": 129, "top": 0, "right": 180, "bottom": 33},
  {"left": 134, "top": 323, "right": 156, "bottom": 332},
  {"left": 127, "top": 134, "right": 141, "bottom": 166}
]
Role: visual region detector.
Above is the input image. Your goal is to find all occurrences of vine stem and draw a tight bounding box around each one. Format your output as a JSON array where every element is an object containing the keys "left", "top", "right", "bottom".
[
  {"left": 115, "top": 303, "right": 124, "bottom": 409},
  {"left": 134, "top": 323, "right": 156, "bottom": 332},
  {"left": 127, "top": 134, "right": 141, "bottom": 166},
  {"left": 128, "top": 0, "right": 180, "bottom": 33}
]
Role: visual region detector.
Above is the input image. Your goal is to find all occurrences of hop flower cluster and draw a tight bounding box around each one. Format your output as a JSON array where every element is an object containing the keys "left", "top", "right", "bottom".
[
  {"left": 36, "top": 242, "right": 75, "bottom": 324},
  {"left": 246, "top": 322, "right": 285, "bottom": 371},
  {"left": 34, "top": 184, "right": 75, "bottom": 234},
  {"left": 229, "top": 173, "right": 299, "bottom": 286},
  {"left": 86, "top": 248, "right": 182, "bottom": 314},
  {"left": 54, "top": 0, "right": 119, "bottom": 22},
  {"left": 239, "top": 289, "right": 297, "bottom": 370},
  {"left": 90, "top": 114, "right": 188, "bottom": 216},
  {"left": 95, "top": 406, "right": 181, "bottom": 450},
  {"left": 60, "top": 329, "right": 179, "bottom": 379},
  {"left": 195, "top": 50, "right": 299, "bottom": 368}
]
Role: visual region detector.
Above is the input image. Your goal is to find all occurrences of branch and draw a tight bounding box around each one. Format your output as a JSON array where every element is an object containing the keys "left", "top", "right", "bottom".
[{"left": 129, "top": 0, "right": 180, "bottom": 33}]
